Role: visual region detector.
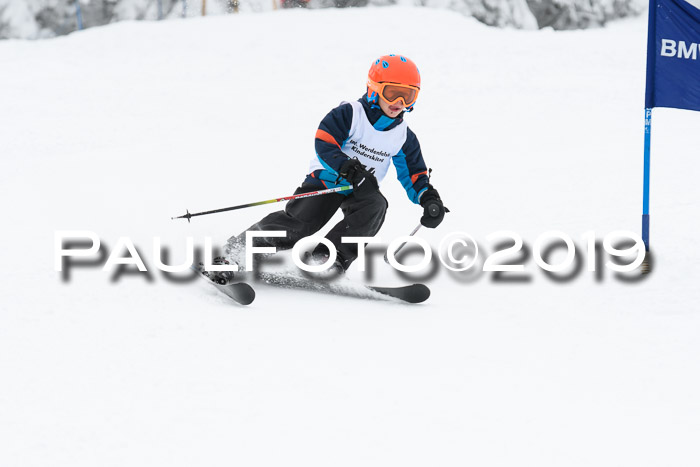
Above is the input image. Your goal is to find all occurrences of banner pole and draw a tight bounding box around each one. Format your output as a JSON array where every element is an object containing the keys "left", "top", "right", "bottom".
[{"left": 642, "top": 108, "right": 652, "bottom": 252}]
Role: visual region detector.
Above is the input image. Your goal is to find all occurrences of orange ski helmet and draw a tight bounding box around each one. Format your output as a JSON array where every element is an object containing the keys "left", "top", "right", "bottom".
[{"left": 367, "top": 54, "right": 421, "bottom": 111}]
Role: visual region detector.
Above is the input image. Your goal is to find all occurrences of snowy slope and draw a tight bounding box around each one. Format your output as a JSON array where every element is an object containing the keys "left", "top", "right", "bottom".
[{"left": 1, "top": 7, "right": 700, "bottom": 466}]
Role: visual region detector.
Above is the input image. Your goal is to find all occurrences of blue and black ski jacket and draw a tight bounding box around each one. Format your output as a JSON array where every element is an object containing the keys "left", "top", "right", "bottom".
[{"left": 304, "top": 94, "right": 431, "bottom": 204}]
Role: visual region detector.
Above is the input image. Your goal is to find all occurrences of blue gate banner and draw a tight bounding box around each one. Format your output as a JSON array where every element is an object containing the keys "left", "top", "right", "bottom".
[{"left": 645, "top": 0, "right": 700, "bottom": 111}]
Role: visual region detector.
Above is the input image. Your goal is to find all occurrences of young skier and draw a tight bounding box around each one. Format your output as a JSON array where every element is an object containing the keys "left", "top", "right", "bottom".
[{"left": 226, "top": 54, "right": 447, "bottom": 274}]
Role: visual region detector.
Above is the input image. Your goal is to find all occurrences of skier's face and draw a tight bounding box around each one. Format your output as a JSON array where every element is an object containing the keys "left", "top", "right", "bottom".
[{"left": 378, "top": 95, "right": 405, "bottom": 118}]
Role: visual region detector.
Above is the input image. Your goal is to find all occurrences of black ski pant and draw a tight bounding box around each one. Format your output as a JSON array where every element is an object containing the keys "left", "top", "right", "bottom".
[{"left": 242, "top": 183, "right": 388, "bottom": 269}]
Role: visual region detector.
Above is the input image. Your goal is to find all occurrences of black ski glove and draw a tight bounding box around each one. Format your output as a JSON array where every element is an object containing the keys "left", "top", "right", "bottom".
[
  {"left": 419, "top": 185, "right": 448, "bottom": 228},
  {"left": 339, "top": 158, "right": 379, "bottom": 199}
]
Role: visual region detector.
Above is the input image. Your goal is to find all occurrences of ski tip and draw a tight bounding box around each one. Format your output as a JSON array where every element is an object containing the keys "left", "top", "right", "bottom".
[
  {"left": 368, "top": 283, "right": 431, "bottom": 304},
  {"left": 408, "top": 283, "right": 430, "bottom": 303},
  {"left": 234, "top": 283, "right": 256, "bottom": 305}
]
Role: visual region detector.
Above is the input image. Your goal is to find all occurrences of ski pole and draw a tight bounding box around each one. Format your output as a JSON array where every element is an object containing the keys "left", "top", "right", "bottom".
[
  {"left": 172, "top": 185, "right": 353, "bottom": 222},
  {"left": 383, "top": 203, "right": 443, "bottom": 264},
  {"left": 384, "top": 223, "right": 423, "bottom": 264},
  {"left": 384, "top": 168, "right": 446, "bottom": 264}
]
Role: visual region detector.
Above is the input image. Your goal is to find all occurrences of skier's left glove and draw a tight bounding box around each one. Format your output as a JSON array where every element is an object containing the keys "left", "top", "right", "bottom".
[{"left": 419, "top": 185, "right": 448, "bottom": 228}]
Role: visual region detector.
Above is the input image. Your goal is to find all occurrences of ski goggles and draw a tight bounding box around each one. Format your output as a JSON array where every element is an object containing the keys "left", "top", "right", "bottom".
[{"left": 367, "top": 79, "right": 420, "bottom": 107}]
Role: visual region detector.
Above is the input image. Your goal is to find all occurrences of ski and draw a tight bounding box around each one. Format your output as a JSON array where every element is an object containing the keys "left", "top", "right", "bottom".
[
  {"left": 256, "top": 272, "right": 430, "bottom": 304},
  {"left": 367, "top": 284, "right": 430, "bottom": 304},
  {"left": 190, "top": 263, "right": 255, "bottom": 306}
]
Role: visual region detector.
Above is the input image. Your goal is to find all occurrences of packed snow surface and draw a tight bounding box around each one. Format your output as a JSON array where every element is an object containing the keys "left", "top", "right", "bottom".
[{"left": 1, "top": 7, "right": 699, "bottom": 466}]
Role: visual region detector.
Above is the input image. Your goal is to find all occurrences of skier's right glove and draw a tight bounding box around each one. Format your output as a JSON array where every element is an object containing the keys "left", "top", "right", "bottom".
[
  {"left": 419, "top": 185, "right": 448, "bottom": 228},
  {"left": 339, "top": 158, "right": 379, "bottom": 199}
]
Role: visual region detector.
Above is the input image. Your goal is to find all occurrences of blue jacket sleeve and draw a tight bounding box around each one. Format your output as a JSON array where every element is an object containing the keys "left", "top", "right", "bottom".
[
  {"left": 392, "top": 128, "right": 430, "bottom": 204},
  {"left": 314, "top": 103, "right": 353, "bottom": 175}
]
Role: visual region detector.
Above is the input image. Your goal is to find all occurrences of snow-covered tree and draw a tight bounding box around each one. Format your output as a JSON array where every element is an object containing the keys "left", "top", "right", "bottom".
[{"left": 0, "top": 0, "right": 646, "bottom": 40}]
